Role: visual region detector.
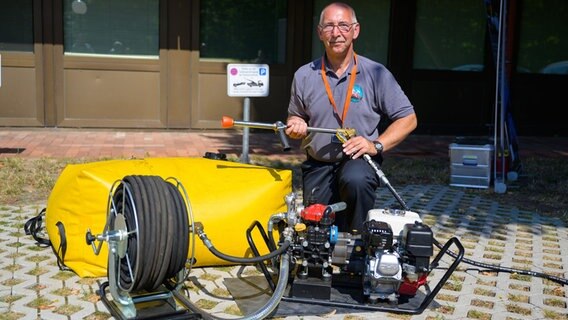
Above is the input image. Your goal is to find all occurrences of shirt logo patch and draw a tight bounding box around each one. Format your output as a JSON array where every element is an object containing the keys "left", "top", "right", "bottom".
[{"left": 351, "top": 84, "right": 364, "bottom": 102}]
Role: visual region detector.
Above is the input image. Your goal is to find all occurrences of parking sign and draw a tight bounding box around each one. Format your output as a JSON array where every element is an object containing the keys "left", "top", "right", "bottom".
[{"left": 227, "top": 64, "right": 269, "bottom": 97}]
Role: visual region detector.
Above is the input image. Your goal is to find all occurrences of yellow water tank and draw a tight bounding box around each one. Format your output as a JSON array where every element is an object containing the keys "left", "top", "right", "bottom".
[{"left": 45, "top": 157, "right": 292, "bottom": 278}]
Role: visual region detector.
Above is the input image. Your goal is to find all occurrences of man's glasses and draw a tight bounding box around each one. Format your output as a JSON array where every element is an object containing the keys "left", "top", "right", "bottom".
[{"left": 319, "top": 22, "right": 357, "bottom": 33}]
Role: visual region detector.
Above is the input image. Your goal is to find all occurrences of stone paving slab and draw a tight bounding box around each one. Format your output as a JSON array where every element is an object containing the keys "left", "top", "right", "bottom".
[{"left": 1, "top": 185, "right": 567, "bottom": 319}]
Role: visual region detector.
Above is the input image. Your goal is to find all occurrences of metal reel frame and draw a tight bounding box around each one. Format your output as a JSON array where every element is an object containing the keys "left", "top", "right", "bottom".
[{"left": 88, "top": 176, "right": 197, "bottom": 319}]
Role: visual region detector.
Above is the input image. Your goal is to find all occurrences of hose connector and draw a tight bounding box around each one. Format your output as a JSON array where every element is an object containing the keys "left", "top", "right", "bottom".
[
  {"left": 193, "top": 222, "right": 213, "bottom": 248},
  {"left": 268, "top": 213, "right": 286, "bottom": 233},
  {"left": 281, "top": 227, "right": 294, "bottom": 243}
]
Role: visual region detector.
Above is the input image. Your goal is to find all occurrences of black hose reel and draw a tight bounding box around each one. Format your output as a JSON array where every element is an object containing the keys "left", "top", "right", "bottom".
[{"left": 86, "top": 175, "right": 198, "bottom": 319}]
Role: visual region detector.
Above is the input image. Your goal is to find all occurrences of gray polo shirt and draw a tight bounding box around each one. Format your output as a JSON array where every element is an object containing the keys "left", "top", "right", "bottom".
[{"left": 288, "top": 54, "right": 415, "bottom": 162}]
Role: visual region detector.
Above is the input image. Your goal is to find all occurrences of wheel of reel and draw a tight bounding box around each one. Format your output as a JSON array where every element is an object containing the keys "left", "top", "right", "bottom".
[
  {"left": 113, "top": 214, "right": 128, "bottom": 258},
  {"left": 108, "top": 175, "right": 191, "bottom": 293},
  {"left": 108, "top": 179, "right": 141, "bottom": 293}
]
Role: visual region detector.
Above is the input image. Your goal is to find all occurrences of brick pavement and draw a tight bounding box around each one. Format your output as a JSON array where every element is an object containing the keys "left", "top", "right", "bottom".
[
  {"left": 1, "top": 128, "right": 567, "bottom": 160},
  {"left": 0, "top": 128, "right": 305, "bottom": 160}
]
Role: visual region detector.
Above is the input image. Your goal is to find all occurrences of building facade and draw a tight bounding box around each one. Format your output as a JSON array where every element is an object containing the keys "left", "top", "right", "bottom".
[{"left": 1, "top": 0, "right": 567, "bottom": 135}]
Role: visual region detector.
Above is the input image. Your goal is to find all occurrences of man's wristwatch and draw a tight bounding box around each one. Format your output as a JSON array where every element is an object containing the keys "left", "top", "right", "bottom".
[{"left": 374, "top": 141, "right": 384, "bottom": 154}]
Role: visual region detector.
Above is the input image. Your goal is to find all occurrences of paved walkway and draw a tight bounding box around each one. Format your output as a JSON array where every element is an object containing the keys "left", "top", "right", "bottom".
[
  {"left": 1, "top": 128, "right": 567, "bottom": 160},
  {"left": 1, "top": 128, "right": 567, "bottom": 319},
  {"left": 1, "top": 186, "right": 567, "bottom": 320}
]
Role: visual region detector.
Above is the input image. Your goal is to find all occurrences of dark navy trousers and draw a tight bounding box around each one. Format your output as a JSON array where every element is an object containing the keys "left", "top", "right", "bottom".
[{"left": 301, "top": 155, "right": 381, "bottom": 233}]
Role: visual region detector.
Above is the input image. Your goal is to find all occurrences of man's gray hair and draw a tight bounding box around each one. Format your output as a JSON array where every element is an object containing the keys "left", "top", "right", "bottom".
[{"left": 319, "top": 2, "right": 358, "bottom": 25}]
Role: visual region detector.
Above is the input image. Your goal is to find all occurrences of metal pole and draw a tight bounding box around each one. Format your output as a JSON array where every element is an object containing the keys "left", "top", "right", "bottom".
[
  {"left": 241, "top": 97, "right": 251, "bottom": 163},
  {"left": 494, "top": 0, "right": 507, "bottom": 194}
]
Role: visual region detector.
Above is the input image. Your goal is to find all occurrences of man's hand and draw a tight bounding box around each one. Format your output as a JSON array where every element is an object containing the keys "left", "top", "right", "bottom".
[
  {"left": 286, "top": 116, "right": 308, "bottom": 139},
  {"left": 342, "top": 136, "right": 377, "bottom": 159}
]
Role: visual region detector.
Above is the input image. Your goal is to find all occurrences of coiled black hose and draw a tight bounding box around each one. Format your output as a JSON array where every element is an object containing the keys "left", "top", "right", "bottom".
[
  {"left": 165, "top": 181, "right": 190, "bottom": 279},
  {"left": 114, "top": 175, "right": 190, "bottom": 292}
]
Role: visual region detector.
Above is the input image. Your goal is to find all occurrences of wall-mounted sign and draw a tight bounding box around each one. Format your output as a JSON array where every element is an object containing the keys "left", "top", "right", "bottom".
[{"left": 227, "top": 64, "right": 269, "bottom": 97}]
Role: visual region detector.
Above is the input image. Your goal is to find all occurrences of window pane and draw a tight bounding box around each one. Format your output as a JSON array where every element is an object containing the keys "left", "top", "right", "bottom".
[
  {"left": 518, "top": 0, "right": 568, "bottom": 74},
  {"left": 63, "top": 0, "right": 159, "bottom": 56},
  {"left": 414, "top": 0, "right": 486, "bottom": 71},
  {"left": 0, "top": 1, "right": 34, "bottom": 52},
  {"left": 200, "top": 0, "right": 287, "bottom": 64},
  {"left": 312, "top": 0, "right": 390, "bottom": 63}
]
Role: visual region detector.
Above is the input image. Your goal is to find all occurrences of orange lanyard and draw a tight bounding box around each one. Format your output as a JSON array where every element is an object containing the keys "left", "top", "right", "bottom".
[{"left": 321, "top": 53, "right": 358, "bottom": 128}]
